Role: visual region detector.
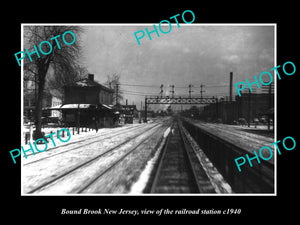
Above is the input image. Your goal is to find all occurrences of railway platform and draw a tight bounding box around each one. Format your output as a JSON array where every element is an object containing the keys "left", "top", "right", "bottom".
[
  {"left": 182, "top": 118, "right": 275, "bottom": 193},
  {"left": 183, "top": 118, "right": 275, "bottom": 162}
]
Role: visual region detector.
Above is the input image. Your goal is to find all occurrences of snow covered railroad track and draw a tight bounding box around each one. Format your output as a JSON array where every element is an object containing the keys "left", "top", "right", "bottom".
[
  {"left": 23, "top": 120, "right": 172, "bottom": 194},
  {"left": 23, "top": 123, "right": 147, "bottom": 162}
]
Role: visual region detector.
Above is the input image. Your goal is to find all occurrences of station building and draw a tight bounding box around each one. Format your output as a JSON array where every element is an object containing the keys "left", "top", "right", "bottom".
[{"left": 56, "top": 74, "right": 117, "bottom": 128}]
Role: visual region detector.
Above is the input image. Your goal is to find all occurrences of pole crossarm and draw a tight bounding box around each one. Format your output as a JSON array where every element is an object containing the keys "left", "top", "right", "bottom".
[{"left": 145, "top": 96, "right": 217, "bottom": 104}]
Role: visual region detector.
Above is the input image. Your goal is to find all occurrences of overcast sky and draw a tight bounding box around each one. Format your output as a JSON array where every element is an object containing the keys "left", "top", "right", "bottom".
[{"left": 80, "top": 24, "right": 275, "bottom": 110}]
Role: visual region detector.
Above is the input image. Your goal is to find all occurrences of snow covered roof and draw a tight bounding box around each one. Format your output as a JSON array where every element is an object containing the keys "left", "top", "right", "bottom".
[
  {"left": 47, "top": 103, "right": 113, "bottom": 110},
  {"left": 61, "top": 104, "right": 92, "bottom": 109},
  {"left": 48, "top": 104, "right": 93, "bottom": 109},
  {"left": 102, "top": 104, "right": 112, "bottom": 110}
]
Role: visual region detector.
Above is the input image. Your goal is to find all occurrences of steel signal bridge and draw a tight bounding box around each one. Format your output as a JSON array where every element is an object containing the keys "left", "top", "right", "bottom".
[{"left": 144, "top": 96, "right": 218, "bottom": 122}]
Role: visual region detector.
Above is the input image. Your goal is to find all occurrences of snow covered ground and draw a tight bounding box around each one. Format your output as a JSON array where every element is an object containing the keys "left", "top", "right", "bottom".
[
  {"left": 22, "top": 116, "right": 243, "bottom": 195},
  {"left": 21, "top": 123, "right": 144, "bottom": 158},
  {"left": 22, "top": 117, "right": 172, "bottom": 195}
]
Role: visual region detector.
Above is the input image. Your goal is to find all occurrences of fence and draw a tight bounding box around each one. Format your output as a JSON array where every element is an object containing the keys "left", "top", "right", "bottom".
[{"left": 23, "top": 125, "right": 99, "bottom": 145}]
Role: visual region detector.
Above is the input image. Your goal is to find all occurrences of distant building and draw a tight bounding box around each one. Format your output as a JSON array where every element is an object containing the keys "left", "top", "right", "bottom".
[
  {"left": 50, "top": 96, "right": 62, "bottom": 118},
  {"left": 119, "top": 104, "right": 137, "bottom": 124},
  {"left": 120, "top": 104, "right": 137, "bottom": 115},
  {"left": 23, "top": 80, "right": 62, "bottom": 124},
  {"left": 200, "top": 92, "right": 274, "bottom": 124},
  {"left": 235, "top": 92, "right": 274, "bottom": 121}
]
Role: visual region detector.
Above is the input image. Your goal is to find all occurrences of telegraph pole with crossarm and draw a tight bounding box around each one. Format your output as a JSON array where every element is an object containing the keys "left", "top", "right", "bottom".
[{"left": 200, "top": 84, "right": 205, "bottom": 99}]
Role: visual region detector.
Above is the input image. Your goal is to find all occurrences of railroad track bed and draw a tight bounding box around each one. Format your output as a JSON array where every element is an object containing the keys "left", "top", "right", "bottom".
[
  {"left": 146, "top": 120, "right": 232, "bottom": 194},
  {"left": 23, "top": 116, "right": 234, "bottom": 194},
  {"left": 23, "top": 119, "right": 172, "bottom": 194}
]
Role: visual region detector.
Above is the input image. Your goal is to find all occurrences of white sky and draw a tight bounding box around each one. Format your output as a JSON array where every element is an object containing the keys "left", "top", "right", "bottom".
[{"left": 79, "top": 24, "right": 275, "bottom": 110}]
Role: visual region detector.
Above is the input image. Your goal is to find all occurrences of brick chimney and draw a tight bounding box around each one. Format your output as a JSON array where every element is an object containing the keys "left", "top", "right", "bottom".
[{"left": 88, "top": 74, "right": 94, "bottom": 81}]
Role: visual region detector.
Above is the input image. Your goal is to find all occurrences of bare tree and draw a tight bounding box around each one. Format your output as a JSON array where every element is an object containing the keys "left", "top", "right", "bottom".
[
  {"left": 46, "top": 64, "right": 88, "bottom": 98},
  {"left": 106, "top": 73, "right": 123, "bottom": 106},
  {"left": 23, "top": 26, "right": 83, "bottom": 139}
]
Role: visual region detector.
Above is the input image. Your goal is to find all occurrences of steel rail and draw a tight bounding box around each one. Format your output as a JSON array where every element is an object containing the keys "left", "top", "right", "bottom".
[{"left": 26, "top": 123, "right": 161, "bottom": 194}]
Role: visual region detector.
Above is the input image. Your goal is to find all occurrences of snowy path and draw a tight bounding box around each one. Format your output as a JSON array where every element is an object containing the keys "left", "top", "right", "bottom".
[{"left": 22, "top": 118, "right": 172, "bottom": 195}]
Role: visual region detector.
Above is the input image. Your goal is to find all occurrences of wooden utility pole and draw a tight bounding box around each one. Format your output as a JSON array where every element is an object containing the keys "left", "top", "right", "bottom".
[
  {"left": 248, "top": 89, "right": 251, "bottom": 127},
  {"left": 115, "top": 83, "right": 119, "bottom": 105},
  {"left": 188, "top": 84, "right": 193, "bottom": 98},
  {"left": 200, "top": 83, "right": 205, "bottom": 99},
  {"left": 144, "top": 97, "right": 147, "bottom": 122},
  {"left": 170, "top": 85, "right": 174, "bottom": 98},
  {"left": 229, "top": 72, "right": 233, "bottom": 102},
  {"left": 215, "top": 97, "right": 218, "bottom": 120},
  {"left": 160, "top": 84, "right": 163, "bottom": 98}
]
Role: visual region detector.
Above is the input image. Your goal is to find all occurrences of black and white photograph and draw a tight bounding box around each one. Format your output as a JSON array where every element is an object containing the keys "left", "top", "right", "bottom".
[
  {"left": 3, "top": 4, "right": 299, "bottom": 221},
  {"left": 21, "top": 24, "right": 276, "bottom": 195}
]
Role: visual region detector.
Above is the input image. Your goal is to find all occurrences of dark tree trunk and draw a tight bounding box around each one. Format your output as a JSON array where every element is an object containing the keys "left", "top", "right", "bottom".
[{"left": 34, "top": 60, "right": 50, "bottom": 139}]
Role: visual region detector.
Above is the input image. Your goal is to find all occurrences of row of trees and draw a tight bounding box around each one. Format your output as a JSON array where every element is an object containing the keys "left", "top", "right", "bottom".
[{"left": 23, "top": 26, "right": 122, "bottom": 139}]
